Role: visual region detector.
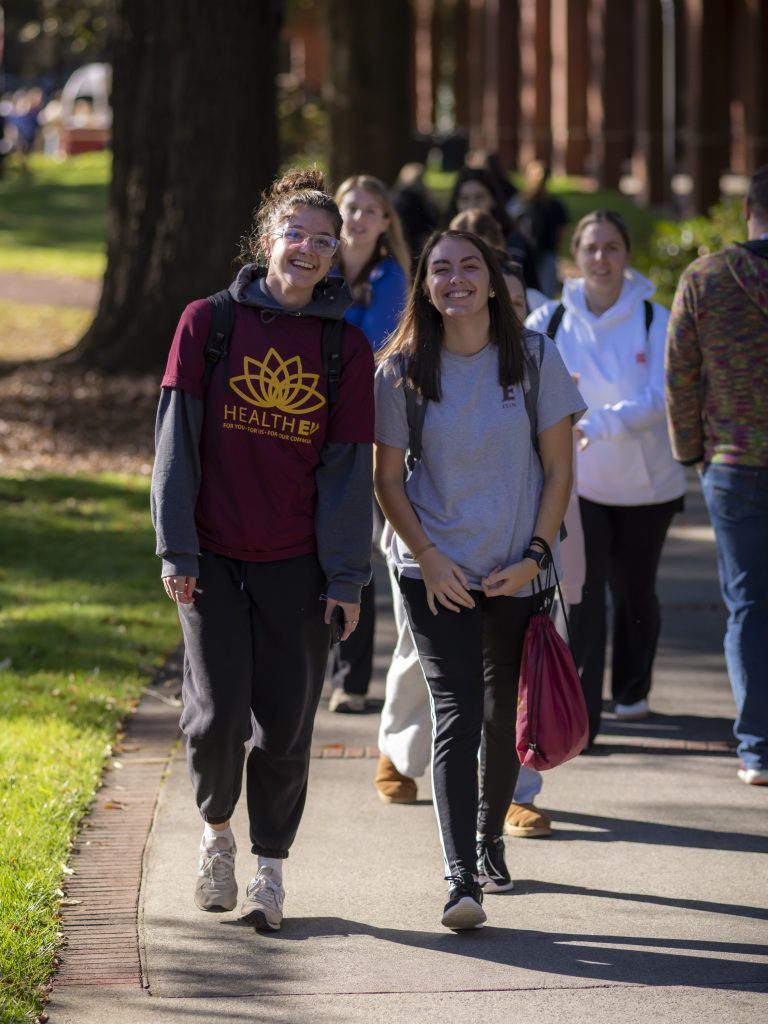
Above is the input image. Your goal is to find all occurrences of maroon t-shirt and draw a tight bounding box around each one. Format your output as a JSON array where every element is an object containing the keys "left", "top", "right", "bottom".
[{"left": 162, "top": 299, "right": 374, "bottom": 562}]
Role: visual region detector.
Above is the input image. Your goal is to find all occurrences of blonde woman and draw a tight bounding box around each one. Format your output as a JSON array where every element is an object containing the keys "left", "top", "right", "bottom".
[
  {"left": 335, "top": 174, "right": 410, "bottom": 352},
  {"left": 327, "top": 176, "right": 410, "bottom": 714}
]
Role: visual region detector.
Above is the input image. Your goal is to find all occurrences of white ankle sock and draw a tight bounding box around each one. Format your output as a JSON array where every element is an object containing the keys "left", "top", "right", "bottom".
[
  {"left": 258, "top": 856, "right": 283, "bottom": 881},
  {"left": 204, "top": 824, "right": 234, "bottom": 846}
]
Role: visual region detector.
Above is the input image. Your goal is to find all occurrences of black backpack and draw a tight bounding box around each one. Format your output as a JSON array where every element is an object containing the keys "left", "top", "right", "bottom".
[
  {"left": 399, "top": 336, "right": 546, "bottom": 474},
  {"left": 546, "top": 299, "right": 653, "bottom": 344},
  {"left": 202, "top": 289, "right": 344, "bottom": 404}
]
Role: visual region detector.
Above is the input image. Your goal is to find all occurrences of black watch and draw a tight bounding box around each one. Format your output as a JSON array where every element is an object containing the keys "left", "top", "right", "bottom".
[{"left": 523, "top": 546, "right": 550, "bottom": 571}]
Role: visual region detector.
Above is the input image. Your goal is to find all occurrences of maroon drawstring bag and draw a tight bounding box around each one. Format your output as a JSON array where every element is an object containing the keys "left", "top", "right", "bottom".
[{"left": 516, "top": 540, "right": 589, "bottom": 770}]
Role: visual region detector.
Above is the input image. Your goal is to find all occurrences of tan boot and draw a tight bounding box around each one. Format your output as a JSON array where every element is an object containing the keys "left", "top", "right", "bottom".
[
  {"left": 375, "top": 754, "right": 418, "bottom": 804},
  {"left": 504, "top": 802, "right": 552, "bottom": 838}
]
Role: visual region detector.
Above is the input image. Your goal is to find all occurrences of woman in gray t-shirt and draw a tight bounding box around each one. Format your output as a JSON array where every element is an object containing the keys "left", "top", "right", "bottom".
[{"left": 374, "top": 230, "right": 584, "bottom": 932}]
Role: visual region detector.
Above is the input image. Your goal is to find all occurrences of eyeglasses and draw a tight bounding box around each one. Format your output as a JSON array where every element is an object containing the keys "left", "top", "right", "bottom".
[{"left": 276, "top": 226, "right": 340, "bottom": 257}]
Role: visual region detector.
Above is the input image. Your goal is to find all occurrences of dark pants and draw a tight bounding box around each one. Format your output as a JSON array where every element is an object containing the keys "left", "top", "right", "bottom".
[
  {"left": 400, "top": 575, "right": 545, "bottom": 879},
  {"left": 178, "top": 551, "right": 330, "bottom": 858},
  {"left": 568, "top": 497, "right": 680, "bottom": 743},
  {"left": 328, "top": 501, "right": 386, "bottom": 697},
  {"left": 328, "top": 576, "right": 375, "bottom": 695}
]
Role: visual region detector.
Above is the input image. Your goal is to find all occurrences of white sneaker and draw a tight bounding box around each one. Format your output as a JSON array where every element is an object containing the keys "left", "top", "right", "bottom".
[
  {"left": 737, "top": 766, "right": 768, "bottom": 786},
  {"left": 240, "top": 867, "right": 285, "bottom": 930},
  {"left": 194, "top": 834, "right": 237, "bottom": 912},
  {"left": 614, "top": 698, "right": 650, "bottom": 721}
]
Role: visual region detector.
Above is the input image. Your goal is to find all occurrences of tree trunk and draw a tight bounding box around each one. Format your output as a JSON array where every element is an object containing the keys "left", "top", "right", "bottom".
[
  {"left": 325, "top": 0, "right": 413, "bottom": 188},
  {"left": 69, "top": 0, "right": 281, "bottom": 374}
]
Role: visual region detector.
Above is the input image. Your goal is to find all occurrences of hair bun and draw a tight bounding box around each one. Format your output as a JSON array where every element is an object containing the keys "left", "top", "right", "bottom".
[{"left": 270, "top": 166, "right": 326, "bottom": 197}]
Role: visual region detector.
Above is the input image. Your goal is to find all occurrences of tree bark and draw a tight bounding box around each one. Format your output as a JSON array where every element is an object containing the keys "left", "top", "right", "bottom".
[
  {"left": 324, "top": 0, "right": 413, "bottom": 188},
  {"left": 69, "top": 0, "right": 281, "bottom": 374}
]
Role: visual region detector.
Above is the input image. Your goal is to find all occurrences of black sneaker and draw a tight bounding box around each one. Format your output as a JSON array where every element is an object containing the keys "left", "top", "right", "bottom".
[
  {"left": 477, "top": 835, "right": 515, "bottom": 893},
  {"left": 441, "top": 872, "right": 486, "bottom": 930}
]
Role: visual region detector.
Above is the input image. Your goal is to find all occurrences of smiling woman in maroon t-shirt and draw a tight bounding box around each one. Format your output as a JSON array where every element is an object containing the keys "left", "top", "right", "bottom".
[{"left": 151, "top": 167, "right": 374, "bottom": 932}]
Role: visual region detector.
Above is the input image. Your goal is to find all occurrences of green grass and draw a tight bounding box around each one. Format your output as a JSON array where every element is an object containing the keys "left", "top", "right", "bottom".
[
  {"left": 0, "top": 474, "right": 178, "bottom": 1024},
  {"left": 1, "top": 154, "right": 662, "bottom": 282},
  {"left": 0, "top": 301, "right": 93, "bottom": 362},
  {"left": 0, "top": 153, "right": 109, "bottom": 279}
]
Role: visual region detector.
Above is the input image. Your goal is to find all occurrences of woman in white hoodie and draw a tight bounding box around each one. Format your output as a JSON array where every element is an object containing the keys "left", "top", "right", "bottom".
[{"left": 526, "top": 211, "right": 686, "bottom": 746}]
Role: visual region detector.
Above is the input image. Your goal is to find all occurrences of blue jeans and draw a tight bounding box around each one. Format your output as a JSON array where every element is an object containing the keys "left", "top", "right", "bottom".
[{"left": 701, "top": 463, "right": 768, "bottom": 770}]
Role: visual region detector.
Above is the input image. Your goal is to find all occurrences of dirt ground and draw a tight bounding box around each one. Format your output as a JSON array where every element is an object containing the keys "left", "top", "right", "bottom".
[
  {"left": 0, "top": 272, "right": 159, "bottom": 475},
  {"left": 0, "top": 361, "right": 158, "bottom": 475}
]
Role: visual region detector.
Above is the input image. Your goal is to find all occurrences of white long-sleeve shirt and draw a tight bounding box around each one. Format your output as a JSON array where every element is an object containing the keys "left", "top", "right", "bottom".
[{"left": 526, "top": 270, "right": 686, "bottom": 506}]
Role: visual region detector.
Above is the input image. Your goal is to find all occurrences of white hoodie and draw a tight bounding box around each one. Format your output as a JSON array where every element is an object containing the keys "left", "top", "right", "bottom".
[{"left": 525, "top": 270, "right": 686, "bottom": 506}]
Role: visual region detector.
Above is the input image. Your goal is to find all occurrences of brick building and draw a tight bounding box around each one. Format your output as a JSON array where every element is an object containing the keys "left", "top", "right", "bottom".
[{"left": 287, "top": 0, "right": 768, "bottom": 212}]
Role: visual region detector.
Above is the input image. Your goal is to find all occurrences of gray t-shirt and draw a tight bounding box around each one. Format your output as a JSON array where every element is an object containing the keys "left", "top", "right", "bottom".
[{"left": 374, "top": 333, "right": 586, "bottom": 595}]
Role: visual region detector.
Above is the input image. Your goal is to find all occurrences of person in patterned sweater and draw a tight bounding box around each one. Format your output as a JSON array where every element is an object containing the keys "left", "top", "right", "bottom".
[{"left": 665, "top": 165, "right": 768, "bottom": 787}]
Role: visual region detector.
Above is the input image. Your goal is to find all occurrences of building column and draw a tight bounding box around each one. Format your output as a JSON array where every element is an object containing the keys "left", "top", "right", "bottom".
[
  {"left": 467, "top": 0, "right": 488, "bottom": 152},
  {"left": 519, "top": 0, "right": 552, "bottom": 170},
  {"left": 683, "top": 0, "right": 731, "bottom": 212},
  {"left": 496, "top": 0, "right": 520, "bottom": 169},
  {"left": 587, "top": 0, "right": 633, "bottom": 189},
  {"left": 732, "top": 0, "right": 768, "bottom": 173},
  {"left": 452, "top": 0, "right": 471, "bottom": 136},
  {"left": 412, "top": 0, "right": 435, "bottom": 137},
  {"left": 551, "top": 0, "right": 590, "bottom": 176},
  {"left": 632, "top": 0, "right": 666, "bottom": 203}
]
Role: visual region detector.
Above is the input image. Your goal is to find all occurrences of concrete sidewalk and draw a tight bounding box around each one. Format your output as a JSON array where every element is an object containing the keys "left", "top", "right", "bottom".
[{"left": 47, "top": 479, "right": 768, "bottom": 1023}]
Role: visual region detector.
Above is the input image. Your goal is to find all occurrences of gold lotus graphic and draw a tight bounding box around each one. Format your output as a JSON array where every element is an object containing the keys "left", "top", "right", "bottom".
[{"left": 229, "top": 348, "right": 326, "bottom": 414}]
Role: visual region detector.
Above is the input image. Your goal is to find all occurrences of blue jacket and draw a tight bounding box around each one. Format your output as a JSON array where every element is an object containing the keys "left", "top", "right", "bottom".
[{"left": 343, "top": 256, "right": 407, "bottom": 352}]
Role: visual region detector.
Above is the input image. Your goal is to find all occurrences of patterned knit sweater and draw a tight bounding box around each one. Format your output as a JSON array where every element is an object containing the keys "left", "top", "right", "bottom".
[{"left": 665, "top": 240, "right": 768, "bottom": 466}]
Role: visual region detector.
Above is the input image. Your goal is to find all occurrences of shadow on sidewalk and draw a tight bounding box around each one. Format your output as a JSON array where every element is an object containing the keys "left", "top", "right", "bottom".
[
  {"left": 147, "top": 913, "right": 768, "bottom": 997},
  {"left": 547, "top": 810, "right": 768, "bottom": 854},
  {"left": 597, "top": 710, "right": 736, "bottom": 747},
  {"left": 512, "top": 879, "right": 768, "bottom": 921}
]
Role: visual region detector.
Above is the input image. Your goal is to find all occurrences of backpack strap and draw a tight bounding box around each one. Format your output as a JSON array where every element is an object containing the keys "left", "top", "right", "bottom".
[
  {"left": 398, "top": 354, "right": 427, "bottom": 473},
  {"left": 548, "top": 300, "right": 651, "bottom": 339},
  {"left": 321, "top": 318, "right": 345, "bottom": 406},
  {"left": 202, "top": 296, "right": 344, "bottom": 403},
  {"left": 546, "top": 303, "right": 565, "bottom": 341},
  {"left": 523, "top": 334, "right": 545, "bottom": 462},
  {"left": 644, "top": 299, "right": 653, "bottom": 335},
  {"left": 203, "top": 289, "right": 236, "bottom": 389}
]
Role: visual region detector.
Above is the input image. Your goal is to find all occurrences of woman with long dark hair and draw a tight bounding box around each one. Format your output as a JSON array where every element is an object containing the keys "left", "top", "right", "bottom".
[
  {"left": 443, "top": 167, "right": 540, "bottom": 290},
  {"left": 374, "top": 230, "right": 584, "bottom": 929}
]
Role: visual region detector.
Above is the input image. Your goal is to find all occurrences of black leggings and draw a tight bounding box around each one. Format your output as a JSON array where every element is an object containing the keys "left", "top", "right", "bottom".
[
  {"left": 400, "top": 575, "right": 546, "bottom": 878},
  {"left": 568, "top": 497, "right": 681, "bottom": 742}
]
